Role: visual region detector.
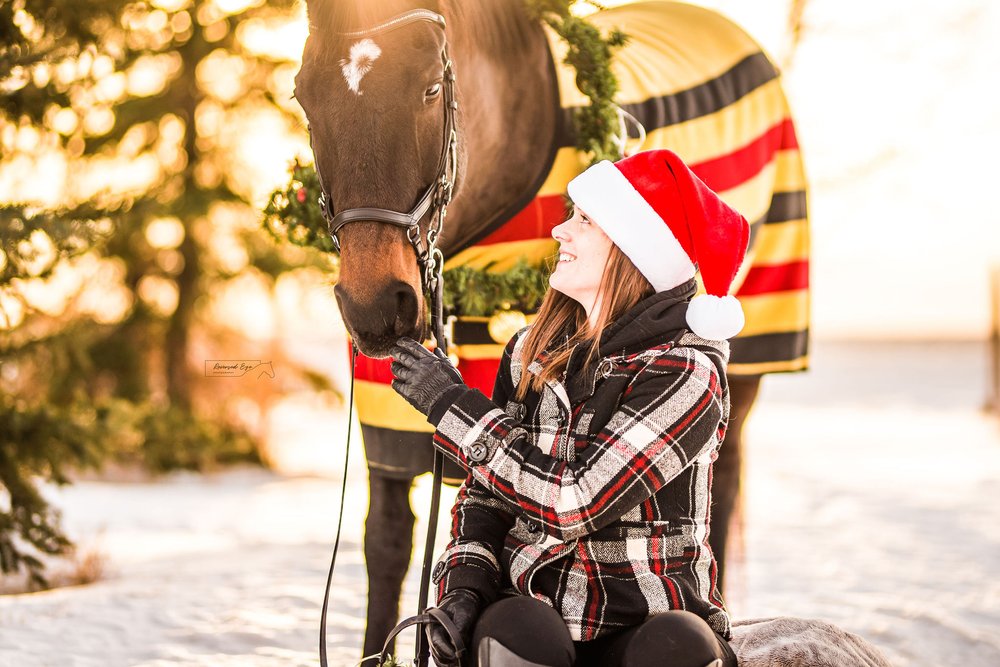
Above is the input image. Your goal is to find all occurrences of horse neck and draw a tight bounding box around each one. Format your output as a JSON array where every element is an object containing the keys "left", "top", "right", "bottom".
[{"left": 437, "top": 0, "right": 558, "bottom": 255}]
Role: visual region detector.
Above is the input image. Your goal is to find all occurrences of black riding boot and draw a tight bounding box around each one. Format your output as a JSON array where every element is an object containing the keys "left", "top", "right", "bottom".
[{"left": 478, "top": 638, "right": 551, "bottom": 667}]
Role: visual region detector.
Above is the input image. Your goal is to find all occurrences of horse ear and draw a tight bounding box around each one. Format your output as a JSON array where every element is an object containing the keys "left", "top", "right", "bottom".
[{"left": 303, "top": 0, "right": 321, "bottom": 29}]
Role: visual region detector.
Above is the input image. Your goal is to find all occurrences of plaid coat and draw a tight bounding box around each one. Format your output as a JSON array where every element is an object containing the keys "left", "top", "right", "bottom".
[{"left": 429, "top": 283, "right": 732, "bottom": 641}]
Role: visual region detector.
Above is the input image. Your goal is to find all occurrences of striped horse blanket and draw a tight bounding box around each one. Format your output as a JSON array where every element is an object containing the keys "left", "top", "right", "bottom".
[{"left": 354, "top": 1, "right": 809, "bottom": 478}]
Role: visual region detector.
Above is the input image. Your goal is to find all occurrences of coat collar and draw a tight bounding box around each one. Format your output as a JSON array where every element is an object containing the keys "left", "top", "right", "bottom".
[{"left": 562, "top": 280, "right": 697, "bottom": 404}]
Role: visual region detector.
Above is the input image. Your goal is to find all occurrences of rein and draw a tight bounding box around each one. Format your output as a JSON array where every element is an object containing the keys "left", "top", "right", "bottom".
[{"left": 315, "top": 9, "right": 458, "bottom": 667}]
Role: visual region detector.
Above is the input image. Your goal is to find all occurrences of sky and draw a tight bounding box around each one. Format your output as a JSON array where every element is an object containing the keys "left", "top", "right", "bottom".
[{"left": 661, "top": 0, "right": 1000, "bottom": 340}]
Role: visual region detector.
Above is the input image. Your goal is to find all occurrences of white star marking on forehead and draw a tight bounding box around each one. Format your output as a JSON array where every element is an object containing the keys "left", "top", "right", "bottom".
[{"left": 340, "top": 38, "right": 382, "bottom": 95}]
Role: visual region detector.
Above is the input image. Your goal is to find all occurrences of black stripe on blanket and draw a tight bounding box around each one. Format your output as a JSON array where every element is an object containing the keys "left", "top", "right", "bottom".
[
  {"left": 729, "top": 330, "right": 809, "bottom": 366},
  {"left": 556, "top": 52, "right": 780, "bottom": 148}
]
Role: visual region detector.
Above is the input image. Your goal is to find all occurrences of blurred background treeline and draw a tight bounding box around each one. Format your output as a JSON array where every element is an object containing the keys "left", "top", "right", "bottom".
[{"left": 0, "top": 0, "right": 334, "bottom": 588}]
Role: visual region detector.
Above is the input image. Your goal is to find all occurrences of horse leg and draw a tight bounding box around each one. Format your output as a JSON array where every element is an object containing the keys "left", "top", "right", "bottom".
[
  {"left": 362, "top": 473, "right": 416, "bottom": 666},
  {"left": 710, "top": 374, "right": 761, "bottom": 597}
]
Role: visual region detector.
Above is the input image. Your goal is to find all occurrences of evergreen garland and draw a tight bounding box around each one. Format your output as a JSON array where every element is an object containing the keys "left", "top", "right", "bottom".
[
  {"left": 443, "top": 259, "right": 551, "bottom": 317},
  {"left": 523, "top": 0, "right": 628, "bottom": 164},
  {"left": 262, "top": 159, "right": 336, "bottom": 255}
]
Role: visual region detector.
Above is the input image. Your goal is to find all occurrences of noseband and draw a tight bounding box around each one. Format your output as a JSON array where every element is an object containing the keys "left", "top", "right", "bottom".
[{"left": 312, "top": 9, "right": 459, "bottom": 291}]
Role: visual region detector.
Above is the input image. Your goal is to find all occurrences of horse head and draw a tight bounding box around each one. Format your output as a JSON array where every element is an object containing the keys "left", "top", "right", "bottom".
[
  {"left": 295, "top": 1, "right": 459, "bottom": 357},
  {"left": 296, "top": 0, "right": 557, "bottom": 358}
]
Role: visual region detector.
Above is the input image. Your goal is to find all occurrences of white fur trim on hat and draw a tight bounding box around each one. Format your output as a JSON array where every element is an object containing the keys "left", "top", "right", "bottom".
[
  {"left": 567, "top": 161, "right": 695, "bottom": 292},
  {"left": 686, "top": 294, "right": 745, "bottom": 340}
]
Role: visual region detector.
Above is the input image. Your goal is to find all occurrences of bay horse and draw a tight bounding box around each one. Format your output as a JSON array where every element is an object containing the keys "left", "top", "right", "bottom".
[{"left": 293, "top": 1, "right": 809, "bottom": 662}]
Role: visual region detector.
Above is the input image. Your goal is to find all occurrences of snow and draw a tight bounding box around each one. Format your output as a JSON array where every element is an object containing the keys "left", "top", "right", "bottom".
[{"left": 1, "top": 341, "right": 999, "bottom": 666}]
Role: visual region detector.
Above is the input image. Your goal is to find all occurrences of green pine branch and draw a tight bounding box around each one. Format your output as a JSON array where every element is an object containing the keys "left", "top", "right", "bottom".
[
  {"left": 442, "top": 260, "right": 551, "bottom": 317},
  {"left": 0, "top": 0, "right": 309, "bottom": 589},
  {"left": 523, "top": 0, "right": 628, "bottom": 163}
]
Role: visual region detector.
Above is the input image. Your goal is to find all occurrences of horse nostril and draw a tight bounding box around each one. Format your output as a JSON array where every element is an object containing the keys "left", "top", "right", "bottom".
[
  {"left": 333, "top": 280, "right": 420, "bottom": 347},
  {"left": 392, "top": 283, "right": 418, "bottom": 336}
]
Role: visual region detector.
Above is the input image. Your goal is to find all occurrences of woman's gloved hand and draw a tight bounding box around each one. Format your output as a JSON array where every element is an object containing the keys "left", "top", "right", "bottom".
[
  {"left": 427, "top": 588, "right": 484, "bottom": 667},
  {"left": 390, "top": 337, "right": 465, "bottom": 419}
]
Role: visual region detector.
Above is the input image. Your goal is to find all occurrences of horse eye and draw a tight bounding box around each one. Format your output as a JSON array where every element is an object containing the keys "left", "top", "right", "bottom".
[{"left": 425, "top": 83, "right": 442, "bottom": 99}]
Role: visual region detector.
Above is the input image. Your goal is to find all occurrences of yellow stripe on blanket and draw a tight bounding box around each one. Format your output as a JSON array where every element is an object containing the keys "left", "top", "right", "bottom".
[
  {"left": 444, "top": 239, "right": 558, "bottom": 272},
  {"left": 739, "top": 291, "right": 810, "bottom": 337},
  {"left": 773, "top": 150, "right": 808, "bottom": 193},
  {"left": 451, "top": 344, "right": 509, "bottom": 361},
  {"left": 746, "top": 218, "right": 810, "bottom": 267},
  {"left": 729, "top": 356, "right": 809, "bottom": 376},
  {"left": 551, "top": 2, "right": 766, "bottom": 107},
  {"left": 355, "top": 380, "right": 435, "bottom": 433}
]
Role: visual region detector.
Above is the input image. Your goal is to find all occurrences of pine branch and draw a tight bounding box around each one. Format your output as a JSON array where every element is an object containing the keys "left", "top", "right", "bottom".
[
  {"left": 262, "top": 159, "right": 337, "bottom": 254},
  {"left": 442, "top": 260, "right": 551, "bottom": 317},
  {"left": 523, "top": 0, "right": 628, "bottom": 163}
]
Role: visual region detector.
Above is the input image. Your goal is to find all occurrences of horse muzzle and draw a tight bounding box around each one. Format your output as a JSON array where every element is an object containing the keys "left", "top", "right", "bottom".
[{"left": 334, "top": 279, "right": 424, "bottom": 357}]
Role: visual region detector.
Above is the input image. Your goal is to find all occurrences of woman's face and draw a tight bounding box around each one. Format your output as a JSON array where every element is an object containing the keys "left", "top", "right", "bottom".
[{"left": 549, "top": 206, "right": 614, "bottom": 318}]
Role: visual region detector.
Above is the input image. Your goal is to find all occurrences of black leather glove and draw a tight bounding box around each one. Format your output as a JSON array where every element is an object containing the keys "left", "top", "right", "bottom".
[
  {"left": 390, "top": 337, "right": 465, "bottom": 418},
  {"left": 427, "top": 588, "right": 484, "bottom": 667}
]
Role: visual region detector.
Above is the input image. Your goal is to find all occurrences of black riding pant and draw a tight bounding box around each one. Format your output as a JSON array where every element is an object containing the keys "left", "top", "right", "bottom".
[{"left": 469, "top": 596, "right": 737, "bottom": 667}]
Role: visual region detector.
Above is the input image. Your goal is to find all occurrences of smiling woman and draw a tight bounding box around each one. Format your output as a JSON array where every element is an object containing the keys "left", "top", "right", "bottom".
[
  {"left": 547, "top": 207, "right": 615, "bottom": 327},
  {"left": 389, "top": 149, "right": 750, "bottom": 666}
]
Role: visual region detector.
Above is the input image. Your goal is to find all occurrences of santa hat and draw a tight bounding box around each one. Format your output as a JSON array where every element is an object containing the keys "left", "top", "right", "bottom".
[{"left": 566, "top": 149, "right": 750, "bottom": 340}]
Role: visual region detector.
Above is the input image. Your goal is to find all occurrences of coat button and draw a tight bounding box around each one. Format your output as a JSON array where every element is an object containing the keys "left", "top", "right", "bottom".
[
  {"left": 526, "top": 520, "right": 541, "bottom": 533},
  {"left": 466, "top": 441, "right": 488, "bottom": 462}
]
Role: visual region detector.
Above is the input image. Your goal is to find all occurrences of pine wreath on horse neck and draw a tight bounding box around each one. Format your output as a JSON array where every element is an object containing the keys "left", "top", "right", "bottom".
[{"left": 263, "top": 0, "right": 627, "bottom": 317}]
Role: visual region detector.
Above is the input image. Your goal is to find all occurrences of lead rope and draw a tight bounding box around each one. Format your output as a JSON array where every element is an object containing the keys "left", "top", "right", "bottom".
[
  {"left": 319, "top": 344, "right": 357, "bottom": 667},
  {"left": 413, "top": 263, "right": 449, "bottom": 666},
  {"left": 320, "top": 265, "right": 452, "bottom": 667}
]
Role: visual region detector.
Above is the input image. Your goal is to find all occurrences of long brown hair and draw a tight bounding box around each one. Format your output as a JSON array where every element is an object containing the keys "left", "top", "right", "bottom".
[{"left": 515, "top": 243, "right": 654, "bottom": 400}]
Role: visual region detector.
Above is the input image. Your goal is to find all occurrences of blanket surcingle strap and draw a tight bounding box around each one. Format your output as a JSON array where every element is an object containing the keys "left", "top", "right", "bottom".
[{"left": 354, "top": 2, "right": 810, "bottom": 469}]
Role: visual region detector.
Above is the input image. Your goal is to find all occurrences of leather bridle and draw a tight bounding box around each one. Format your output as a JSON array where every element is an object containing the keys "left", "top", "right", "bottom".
[{"left": 312, "top": 8, "right": 459, "bottom": 293}]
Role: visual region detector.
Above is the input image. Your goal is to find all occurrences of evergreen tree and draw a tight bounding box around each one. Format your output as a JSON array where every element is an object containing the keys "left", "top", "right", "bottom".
[{"left": 1, "top": 0, "right": 331, "bottom": 588}]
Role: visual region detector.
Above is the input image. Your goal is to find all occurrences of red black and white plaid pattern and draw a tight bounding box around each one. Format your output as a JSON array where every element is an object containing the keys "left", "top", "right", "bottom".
[{"left": 430, "top": 292, "right": 732, "bottom": 641}]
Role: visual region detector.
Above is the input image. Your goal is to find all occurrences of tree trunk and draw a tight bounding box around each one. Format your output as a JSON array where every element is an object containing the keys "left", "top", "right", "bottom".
[{"left": 164, "top": 33, "right": 207, "bottom": 412}]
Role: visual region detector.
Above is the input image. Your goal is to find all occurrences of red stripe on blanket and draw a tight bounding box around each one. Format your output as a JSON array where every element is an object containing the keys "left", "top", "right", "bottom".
[
  {"left": 475, "top": 120, "right": 801, "bottom": 247},
  {"left": 690, "top": 118, "right": 798, "bottom": 193},
  {"left": 457, "top": 357, "right": 503, "bottom": 395},
  {"left": 474, "top": 194, "right": 566, "bottom": 245},
  {"left": 353, "top": 346, "right": 500, "bottom": 395},
  {"left": 736, "top": 260, "right": 809, "bottom": 296},
  {"left": 352, "top": 350, "right": 394, "bottom": 383}
]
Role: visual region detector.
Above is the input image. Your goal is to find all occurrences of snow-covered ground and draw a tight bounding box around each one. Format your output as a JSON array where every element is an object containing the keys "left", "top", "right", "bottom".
[{"left": 2, "top": 340, "right": 999, "bottom": 667}]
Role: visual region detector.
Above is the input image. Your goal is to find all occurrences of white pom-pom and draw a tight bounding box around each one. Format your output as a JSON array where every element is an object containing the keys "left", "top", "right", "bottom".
[{"left": 686, "top": 294, "right": 745, "bottom": 340}]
